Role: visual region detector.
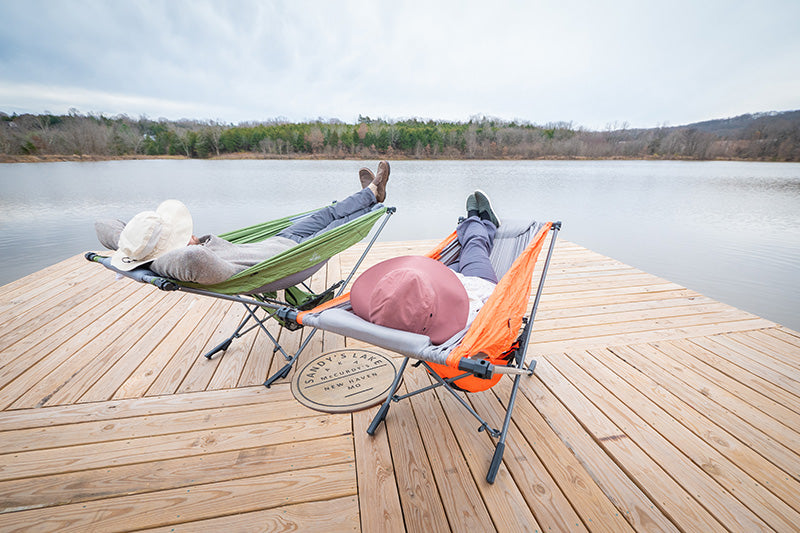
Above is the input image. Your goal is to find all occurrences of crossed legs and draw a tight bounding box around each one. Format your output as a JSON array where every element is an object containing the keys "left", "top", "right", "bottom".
[
  {"left": 449, "top": 216, "right": 498, "bottom": 283},
  {"left": 277, "top": 161, "right": 390, "bottom": 244}
]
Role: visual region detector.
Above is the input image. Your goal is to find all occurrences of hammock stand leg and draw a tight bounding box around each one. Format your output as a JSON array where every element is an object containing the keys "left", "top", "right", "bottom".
[
  {"left": 216, "top": 301, "right": 307, "bottom": 388},
  {"left": 203, "top": 302, "right": 289, "bottom": 358},
  {"left": 202, "top": 295, "right": 324, "bottom": 389},
  {"left": 367, "top": 358, "right": 501, "bottom": 434},
  {"left": 264, "top": 207, "right": 398, "bottom": 388},
  {"left": 263, "top": 327, "right": 322, "bottom": 388},
  {"left": 487, "top": 221, "right": 560, "bottom": 482},
  {"left": 203, "top": 304, "right": 266, "bottom": 359},
  {"left": 367, "top": 357, "right": 409, "bottom": 435},
  {"left": 389, "top": 358, "right": 533, "bottom": 484}
]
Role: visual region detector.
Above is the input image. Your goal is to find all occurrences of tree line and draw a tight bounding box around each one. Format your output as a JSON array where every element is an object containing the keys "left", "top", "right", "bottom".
[{"left": 2, "top": 109, "right": 798, "bottom": 161}]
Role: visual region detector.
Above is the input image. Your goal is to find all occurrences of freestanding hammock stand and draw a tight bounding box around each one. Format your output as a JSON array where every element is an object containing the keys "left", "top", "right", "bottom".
[
  {"left": 290, "top": 218, "right": 561, "bottom": 483},
  {"left": 365, "top": 221, "right": 560, "bottom": 482}
]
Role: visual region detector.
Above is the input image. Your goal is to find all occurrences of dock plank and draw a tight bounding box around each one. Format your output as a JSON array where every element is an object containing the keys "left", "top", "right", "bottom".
[
  {"left": 0, "top": 414, "right": 350, "bottom": 482},
  {"left": 733, "top": 329, "right": 800, "bottom": 375},
  {"left": 237, "top": 309, "right": 283, "bottom": 387},
  {"left": 699, "top": 334, "right": 800, "bottom": 396},
  {"left": 0, "top": 384, "right": 291, "bottom": 431},
  {"left": 0, "top": 463, "right": 356, "bottom": 533},
  {"left": 0, "top": 279, "right": 140, "bottom": 391},
  {"left": 383, "top": 380, "right": 450, "bottom": 532},
  {"left": 138, "top": 497, "right": 360, "bottom": 533},
  {"left": 353, "top": 405, "right": 405, "bottom": 533},
  {"left": 176, "top": 303, "right": 246, "bottom": 393},
  {"left": 0, "top": 282, "right": 152, "bottom": 410},
  {"left": 587, "top": 346, "right": 800, "bottom": 509},
  {"left": 108, "top": 295, "right": 216, "bottom": 399},
  {"left": 432, "top": 377, "right": 542, "bottom": 533},
  {"left": 0, "top": 256, "right": 88, "bottom": 316},
  {"left": 465, "top": 386, "right": 590, "bottom": 532},
  {"left": 0, "top": 435, "right": 353, "bottom": 513},
  {"left": 401, "top": 369, "right": 496, "bottom": 532},
  {"left": 0, "top": 266, "right": 114, "bottom": 352},
  {"left": 144, "top": 298, "right": 234, "bottom": 396},
  {"left": 0, "top": 398, "right": 319, "bottom": 454},
  {"left": 37, "top": 291, "right": 191, "bottom": 407},
  {"left": 635, "top": 340, "right": 800, "bottom": 467}
]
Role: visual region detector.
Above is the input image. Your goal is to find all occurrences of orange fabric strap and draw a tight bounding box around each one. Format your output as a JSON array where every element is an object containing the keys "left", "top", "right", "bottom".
[
  {"left": 426, "top": 231, "right": 458, "bottom": 260},
  {"left": 296, "top": 291, "right": 351, "bottom": 325},
  {"left": 445, "top": 222, "right": 552, "bottom": 368}
]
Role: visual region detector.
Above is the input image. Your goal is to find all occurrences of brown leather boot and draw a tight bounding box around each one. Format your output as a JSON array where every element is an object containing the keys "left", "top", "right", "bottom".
[
  {"left": 372, "top": 161, "right": 390, "bottom": 203},
  {"left": 359, "top": 167, "right": 374, "bottom": 189}
]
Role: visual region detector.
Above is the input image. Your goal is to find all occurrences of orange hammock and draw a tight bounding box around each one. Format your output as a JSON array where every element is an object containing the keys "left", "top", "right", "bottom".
[
  {"left": 292, "top": 217, "right": 561, "bottom": 483},
  {"left": 426, "top": 222, "right": 552, "bottom": 391},
  {"left": 297, "top": 220, "right": 554, "bottom": 391}
]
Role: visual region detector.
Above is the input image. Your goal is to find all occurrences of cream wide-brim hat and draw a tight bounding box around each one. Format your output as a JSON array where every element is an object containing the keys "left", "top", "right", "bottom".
[{"left": 110, "top": 200, "right": 193, "bottom": 271}]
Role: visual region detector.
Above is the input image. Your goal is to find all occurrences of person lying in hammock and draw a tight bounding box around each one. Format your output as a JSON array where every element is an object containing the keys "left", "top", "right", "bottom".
[
  {"left": 95, "top": 161, "right": 390, "bottom": 284},
  {"left": 350, "top": 190, "right": 499, "bottom": 345}
]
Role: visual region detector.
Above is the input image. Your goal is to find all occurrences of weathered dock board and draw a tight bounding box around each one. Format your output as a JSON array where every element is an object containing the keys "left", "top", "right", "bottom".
[{"left": 0, "top": 237, "right": 798, "bottom": 532}]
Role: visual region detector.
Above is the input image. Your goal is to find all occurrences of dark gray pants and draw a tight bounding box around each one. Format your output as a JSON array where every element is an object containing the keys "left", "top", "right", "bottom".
[
  {"left": 278, "top": 188, "right": 377, "bottom": 243},
  {"left": 448, "top": 216, "right": 498, "bottom": 283}
]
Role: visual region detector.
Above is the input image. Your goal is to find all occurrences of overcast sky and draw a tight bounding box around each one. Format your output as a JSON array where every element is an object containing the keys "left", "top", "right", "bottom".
[{"left": 1, "top": 0, "right": 798, "bottom": 130}]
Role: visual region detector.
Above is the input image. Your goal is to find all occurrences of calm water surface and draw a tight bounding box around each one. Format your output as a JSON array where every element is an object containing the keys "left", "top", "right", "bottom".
[{"left": 1, "top": 159, "right": 799, "bottom": 331}]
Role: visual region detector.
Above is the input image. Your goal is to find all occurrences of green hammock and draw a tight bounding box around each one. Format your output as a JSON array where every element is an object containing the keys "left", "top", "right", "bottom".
[
  {"left": 87, "top": 201, "right": 395, "bottom": 389},
  {"left": 176, "top": 205, "right": 390, "bottom": 295}
]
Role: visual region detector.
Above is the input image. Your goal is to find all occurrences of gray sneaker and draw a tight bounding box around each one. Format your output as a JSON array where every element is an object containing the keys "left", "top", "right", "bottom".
[
  {"left": 466, "top": 192, "right": 479, "bottom": 214},
  {"left": 474, "top": 189, "right": 500, "bottom": 227}
]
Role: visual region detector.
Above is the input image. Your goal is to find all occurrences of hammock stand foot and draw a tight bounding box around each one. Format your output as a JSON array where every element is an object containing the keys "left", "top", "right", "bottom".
[
  {"left": 367, "top": 357, "right": 408, "bottom": 435},
  {"left": 367, "top": 355, "right": 534, "bottom": 484},
  {"left": 264, "top": 364, "right": 292, "bottom": 388},
  {"left": 262, "top": 325, "right": 324, "bottom": 388},
  {"left": 367, "top": 400, "right": 391, "bottom": 435},
  {"left": 203, "top": 339, "right": 232, "bottom": 359},
  {"left": 202, "top": 306, "right": 261, "bottom": 360},
  {"left": 487, "top": 442, "right": 505, "bottom": 484}
]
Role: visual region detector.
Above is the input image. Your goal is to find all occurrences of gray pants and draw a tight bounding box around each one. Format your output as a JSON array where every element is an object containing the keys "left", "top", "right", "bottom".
[
  {"left": 448, "top": 216, "right": 498, "bottom": 283},
  {"left": 278, "top": 188, "right": 377, "bottom": 243}
]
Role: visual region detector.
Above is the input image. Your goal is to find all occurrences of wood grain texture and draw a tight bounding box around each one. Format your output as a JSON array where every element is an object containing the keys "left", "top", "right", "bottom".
[{"left": 0, "top": 239, "right": 796, "bottom": 532}]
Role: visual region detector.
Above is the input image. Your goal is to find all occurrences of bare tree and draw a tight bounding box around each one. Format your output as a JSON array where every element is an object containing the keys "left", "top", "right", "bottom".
[
  {"left": 205, "top": 121, "right": 224, "bottom": 156},
  {"left": 306, "top": 127, "right": 325, "bottom": 153}
]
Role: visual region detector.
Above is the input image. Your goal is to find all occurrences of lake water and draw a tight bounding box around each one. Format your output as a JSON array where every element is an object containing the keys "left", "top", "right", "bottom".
[{"left": 1, "top": 159, "right": 799, "bottom": 332}]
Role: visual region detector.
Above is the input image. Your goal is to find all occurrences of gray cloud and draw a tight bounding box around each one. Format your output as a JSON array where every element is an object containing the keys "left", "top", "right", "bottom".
[{"left": 0, "top": 0, "right": 798, "bottom": 129}]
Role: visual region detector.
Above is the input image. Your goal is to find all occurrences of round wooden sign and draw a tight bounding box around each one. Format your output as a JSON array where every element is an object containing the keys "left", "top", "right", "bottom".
[{"left": 291, "top": 349, "right": 400, "bottom": 413}]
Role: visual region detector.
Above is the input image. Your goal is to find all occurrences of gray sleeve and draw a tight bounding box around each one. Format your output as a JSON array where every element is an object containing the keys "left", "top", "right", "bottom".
[
  {"left": 150, "top": 245, "right": 239, "bottom": 285},
  {"left": 94, "top": 219, "right": 126, "bottom": 250}
]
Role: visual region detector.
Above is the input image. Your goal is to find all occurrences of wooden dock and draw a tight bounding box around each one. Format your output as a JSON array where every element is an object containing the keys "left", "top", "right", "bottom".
[{"left": 0, "top": 237, "right": 798, "bottom": 532}]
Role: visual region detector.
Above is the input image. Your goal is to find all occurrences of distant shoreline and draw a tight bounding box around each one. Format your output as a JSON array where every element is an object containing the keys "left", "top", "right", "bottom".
[
  {"left": 4, "top": 111, "right": 798, "bottom": 162},
  {"left": 0, "top": 152, "right": 785, "bottom": 164}
]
